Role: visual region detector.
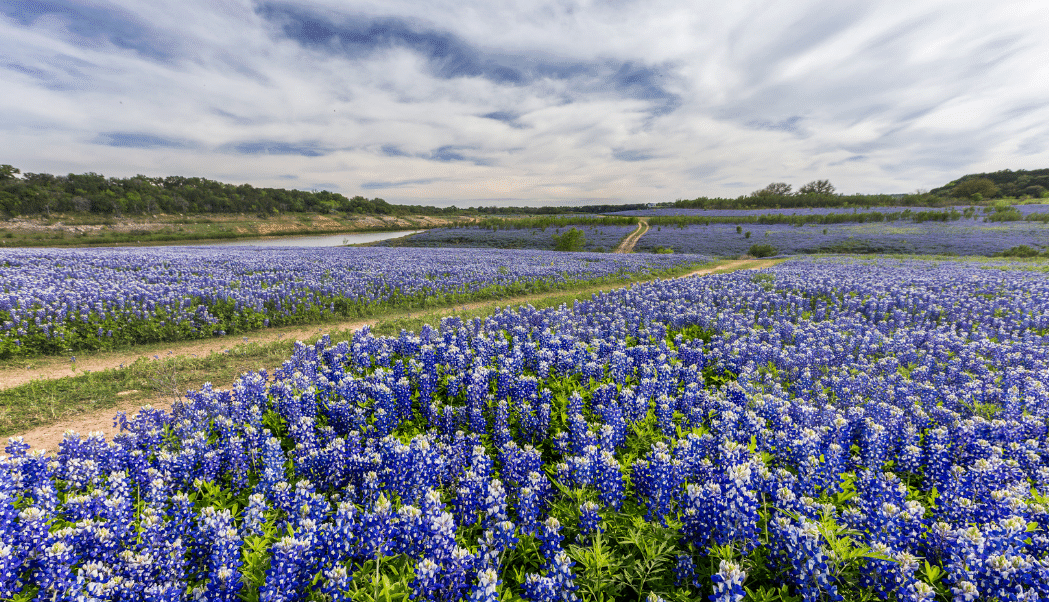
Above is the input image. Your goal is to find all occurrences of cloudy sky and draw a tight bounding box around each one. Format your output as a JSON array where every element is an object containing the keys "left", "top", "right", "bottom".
[{"left": 3, "top": 0, "right": 1048, "bottom": 206}]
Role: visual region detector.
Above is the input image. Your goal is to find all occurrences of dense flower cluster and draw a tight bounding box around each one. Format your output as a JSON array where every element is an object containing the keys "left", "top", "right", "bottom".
[
  {"left": 3, "top": 256, "right": 1049, "bottom": 600},
  {"left": 0, "top": 246, "right": 706, "bottom": 357}
]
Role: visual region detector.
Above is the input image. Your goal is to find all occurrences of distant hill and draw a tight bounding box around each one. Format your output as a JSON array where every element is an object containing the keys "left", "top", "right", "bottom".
[{"left": 930, "top": 168, "right": 1049, "bottom": 199}]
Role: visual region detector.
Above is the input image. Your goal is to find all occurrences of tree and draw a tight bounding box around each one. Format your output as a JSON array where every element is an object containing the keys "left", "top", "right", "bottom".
[
  {"left": 752, "top": 182, "right": 792, "bottom": 197},
  {"left": 1024, "top": 185, "right": 1047, "bottom": 198},
  {"left": 0, "top": 165, "right": 19, "bottom": 181},
  {"left": 950, "top": 178, "right": 999, "bottom": 200},
  {"left": 553, "top": 227, "right": 587, "bottom": 251},
  {"left": 798, "top": 179, "right": 835, "bottom": 195}
]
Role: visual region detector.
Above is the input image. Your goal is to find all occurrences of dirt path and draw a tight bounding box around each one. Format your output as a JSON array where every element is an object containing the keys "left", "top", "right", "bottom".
[
  {"left": 675, "top": 257, "right": 780, "bottom": 278},
  {"left": 7, "top": 258, "right": 780, "bottom": 451},
  {"left": 10, "top": 393, "right": 176, "bottom": 454},
  {"left": 614, "top": 219, "right": 649, "bottom": 253}
]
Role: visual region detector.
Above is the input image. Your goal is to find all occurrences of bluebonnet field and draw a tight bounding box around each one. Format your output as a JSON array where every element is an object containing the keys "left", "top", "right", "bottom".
[
  {"left": 376, "top": 226, "right": 637, "bottom": 252},
  {"left": 0, "top": 246, "right": 704, "bottom": 358},
  {"left": 615, "top": 204, "right": 1049, "bottom": 218},
  {"left": 637, "top": 221, "right": 1049, "bottom": 257},
  {"left": 5, "top": 256, "right": 1049, "bottom": 601}
]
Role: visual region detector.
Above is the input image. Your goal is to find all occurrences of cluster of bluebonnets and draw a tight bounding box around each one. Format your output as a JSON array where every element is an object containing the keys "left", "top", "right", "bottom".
[
  {"left": 636, "top": 221, "right": 1049, "bottom": 257},
  {"left": 4, "top": 256, "right": 1049, "bottom": 601},
  {"left": 377, "top": 226, "right": 637, "bottom": 253},
  {"left": 0, "top": 246, "right": 704, "bottom": 357}
]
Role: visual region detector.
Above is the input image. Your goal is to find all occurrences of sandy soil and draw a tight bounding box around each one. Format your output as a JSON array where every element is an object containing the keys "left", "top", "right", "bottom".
[
  {"left": 5, "top": 259, "right": 779, "bottom": 452},
  {"left": 614, "top": 219, "right": 650, "bottom": 253},
  {"left": 10, "top": 395, "right": 175, "bottom": 454}
]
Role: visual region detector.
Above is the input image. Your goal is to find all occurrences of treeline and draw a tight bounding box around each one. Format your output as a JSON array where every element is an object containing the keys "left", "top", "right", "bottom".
[
  {"left": 3, "top": 165, "right": 1047, "bottom": 218},
  {"left": 671, "top": 170, "right": 1049, "bottom": 210},
  {"left": 930, "top": 168, "right": 1049, "bottom": 199},
  {"left": 0, "top": 166, "right": 459, "bottom": 217},
  {"left": 0, "top": 165, "right": 653, "bottom": 218}
]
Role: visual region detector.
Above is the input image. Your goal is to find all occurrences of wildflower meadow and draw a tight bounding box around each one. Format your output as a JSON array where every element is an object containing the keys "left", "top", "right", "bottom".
[
  {"left": 0, "top": 246, "right": 704, "bottom": 358},
  {"left": 4, "top": 256, "right": 1049, "bottom": 600}
]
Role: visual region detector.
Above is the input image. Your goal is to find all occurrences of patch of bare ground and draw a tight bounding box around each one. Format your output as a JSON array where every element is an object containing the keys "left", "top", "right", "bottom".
[
  {"left": 15, "top": 395, "right": 174, "bottom": 453},
  {"left": 675, "top": 258, "right": 782, "bottom": 279},
  {"left": 614, "top": 219, "right": 649, "bottom": 253}
]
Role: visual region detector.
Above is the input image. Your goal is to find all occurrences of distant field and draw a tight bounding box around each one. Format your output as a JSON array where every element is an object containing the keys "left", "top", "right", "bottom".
[
  {"left": 0, "top": 245, "right": 708, "bottom": 358},
  {"left": 636, "top": 220, "right": 1049, "bottom": 256},
  {"left": 376, "top": 224, "right": 637, "bottom": 252},
  {"left": 614, "top": 203, "right": 1049, "bottom": 217}
]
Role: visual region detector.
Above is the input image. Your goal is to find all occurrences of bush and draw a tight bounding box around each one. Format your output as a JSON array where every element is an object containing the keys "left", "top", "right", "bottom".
[
  {"left": 1024, "top": 185, "right": 1047, "bottom": 198},
  {"left": 748, "top": 243, "right": 777, "bottom": 258},
  {"left": 997, "top": 245, "right": 1045, "bottom": 258},
  {"left": 553, "top": 227, "right": 587, "bottom": 251},
  {"left": 950, "top": 178, "right": 999, "bottom": 200}
]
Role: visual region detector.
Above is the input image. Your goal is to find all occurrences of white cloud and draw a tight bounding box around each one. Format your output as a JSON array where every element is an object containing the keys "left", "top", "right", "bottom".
[{"left": 1, "top": 0, "right": 1048, "bottom": 205}]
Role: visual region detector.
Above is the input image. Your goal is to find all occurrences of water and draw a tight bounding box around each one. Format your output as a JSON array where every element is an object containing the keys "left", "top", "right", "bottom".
[{"left": 204, "top": 230, "right": 422, "bottom": 247}]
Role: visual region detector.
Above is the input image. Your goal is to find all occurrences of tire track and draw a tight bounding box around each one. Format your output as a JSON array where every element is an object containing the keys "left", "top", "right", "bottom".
[{"left": 615, "top": 219, "right": 649, "bottom": 253}]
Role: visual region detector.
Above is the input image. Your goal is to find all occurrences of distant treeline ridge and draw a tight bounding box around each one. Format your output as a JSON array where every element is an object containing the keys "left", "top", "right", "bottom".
[{"left": 1, "top": 165, "right": 1047, "bottom": 218}]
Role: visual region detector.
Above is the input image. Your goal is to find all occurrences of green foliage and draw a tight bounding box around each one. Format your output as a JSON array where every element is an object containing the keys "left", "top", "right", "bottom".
[
  {"left": 948, "top": 177, "right": 994, "bottom": 200},
  {"left": 0, "top": 166, "right": 664, "bottom": 218},
  {"left": 984, "top": 201, "right": 1024, "bottom": 221},
  {"left": 0, "top": 169, "right": 425, "bottom": 218},
  {"left": 748, "top": 243, "right": 777, "bottom": 258},
  {"left": 752, "top": 182, "right": 793, "bottom": 197},
  {"left": 931, "top": 167, "right": 1049, "bottom": 199},
  {"left": 995, "top": 245, "right": 1047, "bottom": 258},
  {"left": 553, "top": 227, "right": 587, "bottom": 252},
  {"left": 798, "top": 179, "right": 835, "bottom": 195},
  {"left": 752, "top": 273, "right": 775, "bottom": 290}
]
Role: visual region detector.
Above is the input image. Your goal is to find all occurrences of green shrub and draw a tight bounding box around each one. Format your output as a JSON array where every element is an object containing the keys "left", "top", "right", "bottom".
[
  {"left": 553, "top": 227, "right": 587, "bottom": 251},
  {"left": 748, "top": 243, "right": 777, "bottom": 258},
  {"left": 997, "top": 245, "right": 1045, "bottom": 258}
]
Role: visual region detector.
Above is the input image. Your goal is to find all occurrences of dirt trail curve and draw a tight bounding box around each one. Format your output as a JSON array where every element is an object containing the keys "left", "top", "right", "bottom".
[
  {"left": 6, "top": 258, "right": 779, "bottom": 451},
  {"left": 614, "top": 219, "right": 649, "bottom": 253}
]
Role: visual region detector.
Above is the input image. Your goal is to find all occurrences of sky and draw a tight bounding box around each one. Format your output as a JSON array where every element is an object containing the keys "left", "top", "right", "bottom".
[{"left": 2, "top": 0, "right": 1048, "bottom": 207}]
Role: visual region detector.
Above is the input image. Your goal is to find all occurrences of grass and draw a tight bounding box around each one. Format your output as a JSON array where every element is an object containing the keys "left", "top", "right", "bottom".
[
  {"left": 0, "top": 212, "right": 463, "bottom": 248},
  {"left": 0, "top": 259, "right": 734, "bottom": 438},
  {"left": 0, "top": 347, "right": 284, "bottom": 438}
]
